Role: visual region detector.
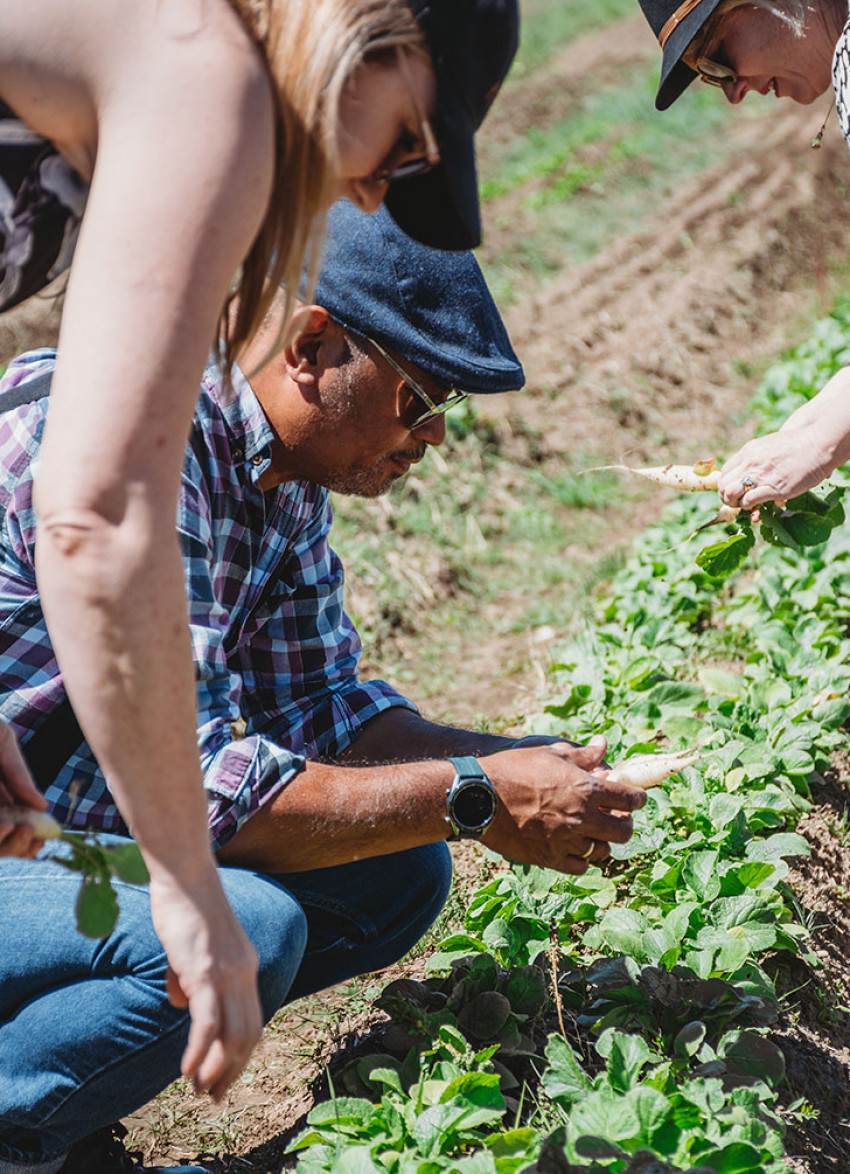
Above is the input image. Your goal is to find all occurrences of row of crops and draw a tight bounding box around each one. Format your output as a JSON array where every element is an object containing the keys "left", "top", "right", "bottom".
[{"left": 287, "top": 305, "right": 850, "bottom": 1172}]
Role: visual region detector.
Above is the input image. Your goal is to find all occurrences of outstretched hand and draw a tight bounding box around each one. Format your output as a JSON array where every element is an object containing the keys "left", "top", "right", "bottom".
[
  {"left": 482, "top": 737, "right": 646, "bottom": 874},
  {"left": 718, "top": 426, "right": 834, "bottom": 509},
  {"left": 0, "top": 718, "right": 49, "bottom": 858}
]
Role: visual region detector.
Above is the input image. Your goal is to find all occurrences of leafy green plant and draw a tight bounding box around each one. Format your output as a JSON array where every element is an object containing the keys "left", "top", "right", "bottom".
[
  {"left": 7, "top": 810, "right": 151, "bottom": 938},
  {"left": 53, "top": 832, "right": 149, "bottom": 937},
  {"left": 287, "top": 1059, "right": 532, "bottom": 1172},
  {"left": 696, "top": 487, "right": 846, "bottom": 580},
  {"left": 538, "top": 1028, "right": 788, "bottom": 1173}
]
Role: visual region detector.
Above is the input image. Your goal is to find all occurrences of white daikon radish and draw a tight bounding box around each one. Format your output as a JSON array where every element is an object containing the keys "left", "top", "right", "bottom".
[
  {"left": 0, "top": 807, "right": 63, "bottom": 839},
  {"left": 608, "top": 750, "right": 700, "bottom": 790}
]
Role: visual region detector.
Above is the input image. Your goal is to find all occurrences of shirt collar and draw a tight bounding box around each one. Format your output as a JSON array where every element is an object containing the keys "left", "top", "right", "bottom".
[{"left": 204, "top": 355, "right": 275, "bottom": 484}]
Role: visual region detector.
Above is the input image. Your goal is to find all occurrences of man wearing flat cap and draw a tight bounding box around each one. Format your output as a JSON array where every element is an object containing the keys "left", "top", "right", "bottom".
[{"left": 0, "top": 201, "right": 645, "bottom": 1173}]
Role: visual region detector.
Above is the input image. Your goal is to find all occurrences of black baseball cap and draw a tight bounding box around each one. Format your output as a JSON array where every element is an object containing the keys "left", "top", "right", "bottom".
[
  {"left": 385, "top": 0, "right": 519, "bottom": 251},
  {"left": 314, "top": 200, "right": 524, "bottom": 393},
  {"left": 638, "top": 0, "right": 723, "bottom": 110}
]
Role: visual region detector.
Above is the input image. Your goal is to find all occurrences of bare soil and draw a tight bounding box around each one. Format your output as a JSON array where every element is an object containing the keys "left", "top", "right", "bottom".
[{"left": 8, "top": 14, "right": 850, "bottom": 1171}]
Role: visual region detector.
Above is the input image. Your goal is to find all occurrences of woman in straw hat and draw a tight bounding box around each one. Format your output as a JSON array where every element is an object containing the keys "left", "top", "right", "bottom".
[{"left": 637, "top": 0, "right": 850, "bottom": 510}]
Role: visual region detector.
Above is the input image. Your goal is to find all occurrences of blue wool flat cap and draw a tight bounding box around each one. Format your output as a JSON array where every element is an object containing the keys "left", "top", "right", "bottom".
[{"left": 313, "top": 200, "right": 524, "bottom": 395}]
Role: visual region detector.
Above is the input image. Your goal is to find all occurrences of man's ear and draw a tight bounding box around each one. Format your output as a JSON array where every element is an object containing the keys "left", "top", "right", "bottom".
[{"left": 285, "top": 306, "right": 337, "bottom": 384}]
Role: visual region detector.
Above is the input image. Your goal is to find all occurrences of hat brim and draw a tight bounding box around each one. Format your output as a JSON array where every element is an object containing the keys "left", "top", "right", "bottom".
[
  {"left": 384, "top": 77, "right": 481, "bottom": 251},
  {"left": 655, "top": 0, "right": 722, "bottom": 110}
]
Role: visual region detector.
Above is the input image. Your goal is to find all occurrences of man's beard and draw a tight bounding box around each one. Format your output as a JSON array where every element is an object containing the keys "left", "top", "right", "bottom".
[
  {"left": 320, "top": 347, "right": 425, "bottom": 497},
  {"left": 322, "top": 445, "right": 426, "bottom": 497}
]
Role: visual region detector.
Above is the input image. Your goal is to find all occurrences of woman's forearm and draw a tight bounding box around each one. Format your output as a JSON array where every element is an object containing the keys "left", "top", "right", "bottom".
[
  {"left": 777, "top": 365, "right": 850, "bottom": 471},
  {"left": 34, "top": 503, "right": 215, "bottom": 877}
]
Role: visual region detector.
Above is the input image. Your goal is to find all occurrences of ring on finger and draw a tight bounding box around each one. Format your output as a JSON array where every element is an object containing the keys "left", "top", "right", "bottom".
[
  {"left": 741, "top": 476, "right": 756, "bottom": 491},
  {"left": 581, "top": 841, "right": 595, "bottom": 860}
]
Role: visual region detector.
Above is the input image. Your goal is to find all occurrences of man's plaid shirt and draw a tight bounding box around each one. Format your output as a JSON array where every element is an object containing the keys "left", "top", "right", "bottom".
[{"left": 0, "top": 350, "right": 415, "bottom": 848}]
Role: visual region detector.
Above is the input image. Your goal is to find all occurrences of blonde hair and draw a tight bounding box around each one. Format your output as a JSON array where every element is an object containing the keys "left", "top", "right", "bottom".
[
  {"left": 224, "top": 0, "right": 427, "bottom": 367},
  {"left": 687, "top": 0, "right": 807, "bottom": 61}
]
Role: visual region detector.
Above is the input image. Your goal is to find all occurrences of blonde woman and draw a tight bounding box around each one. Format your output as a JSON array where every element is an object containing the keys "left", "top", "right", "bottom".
[
  {"left": 637, "top": 0, "right": 850, "bottom": 507},
  {"left": 0, "top": 0, "right": 518, "bottom": 1113}
]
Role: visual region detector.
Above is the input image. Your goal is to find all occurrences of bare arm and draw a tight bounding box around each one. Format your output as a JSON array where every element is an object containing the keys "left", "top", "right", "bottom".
[
  {"left": 336, "top": 707, "right": 517, "bottom": 762},
  {"left": 218, "top": 737, "right": 645, "bottom": 876},
  {"left": 31, "top": 17, "right": 275, "bottom": 1098}
]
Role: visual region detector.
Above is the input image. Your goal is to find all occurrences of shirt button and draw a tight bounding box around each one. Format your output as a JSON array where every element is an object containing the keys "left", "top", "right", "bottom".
[{"left": 251, "top": 454, "right": 264, "bottom": 465}]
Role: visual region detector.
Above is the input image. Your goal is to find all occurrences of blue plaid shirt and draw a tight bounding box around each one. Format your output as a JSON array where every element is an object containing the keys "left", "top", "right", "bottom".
[{"left": 0, "top": 350, "right": 415, "bottom": 848}]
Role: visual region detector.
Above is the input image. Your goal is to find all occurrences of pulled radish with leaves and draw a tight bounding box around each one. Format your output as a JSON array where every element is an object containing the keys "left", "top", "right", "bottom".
[{"left": 0, "top": 805, "right": 148, "bottom": 937}]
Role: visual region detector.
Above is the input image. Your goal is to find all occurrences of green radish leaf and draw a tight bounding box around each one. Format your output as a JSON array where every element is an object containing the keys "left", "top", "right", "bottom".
[
  {"left": 644, "top": 681, "right": 707, "bottom": 710},
  {"left": 503, "top": 966, "right": 548, "bottom": 1018},
  {"left": 104, "top": 842, "right": 150, "bottom": 885},
  {"left": 596, "top": 1028, "right": 650, "bottom": 1092},
  {"left": 721, "top": 1031, "right": 786, "bottom": 1087},
  {"left": 76, "top": 876, "right": 120, "bottom": 939},
  {"left": 699, "top": 667, "right": 744, "bottom": 698},
  {"left": 457, "top": 992, "right": 512, "bottom": 1041},
  {"left": 783, "top": 512, "right": 833, "bottom": 546},
  {"left": 696, "top": 532, "right": 754, "bottom": 579},
  {"left": 746, "top": 833, "right": 810, "bottom": 861},
  {"left": 674, "top": 1020, "right": 707, "bottom": 1059},
  {"left": 574, "top": 1135, "right": 626, "bottom": 1160},
  {"left": 696, "top": 1140, "right": 765, "bottom": 1173},
  {"left": 307, "top": 1098, "right": 375, "bottom": 1127},
  {"left": 542, "top": 1035, "right": 591, "bottom": 1105}
]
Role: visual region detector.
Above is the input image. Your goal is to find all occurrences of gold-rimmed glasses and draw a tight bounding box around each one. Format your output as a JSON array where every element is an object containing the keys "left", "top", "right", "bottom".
[{"left": 356, "top": 331, "right": 469, "bottom": 430}]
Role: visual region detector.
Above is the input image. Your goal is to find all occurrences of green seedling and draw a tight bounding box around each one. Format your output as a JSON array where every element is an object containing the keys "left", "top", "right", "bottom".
[{"left": 0, "top": 806, "right": 148, "bottom": 938}]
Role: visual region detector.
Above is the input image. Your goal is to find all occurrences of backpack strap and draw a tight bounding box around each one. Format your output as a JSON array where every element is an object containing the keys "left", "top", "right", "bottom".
[
  {"left": 0, "top": 367, "right": 54, "bottom": 413},
  {"left": 0, "top": 367, "right": 86, "bottom": 785}
]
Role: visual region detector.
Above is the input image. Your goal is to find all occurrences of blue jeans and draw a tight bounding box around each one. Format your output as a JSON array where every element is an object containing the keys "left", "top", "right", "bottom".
[{"left": 0, "top": 839, "right": 451, "bottom": 1172}]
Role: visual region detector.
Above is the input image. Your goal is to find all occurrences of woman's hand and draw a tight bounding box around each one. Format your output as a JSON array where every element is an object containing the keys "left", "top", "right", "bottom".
[
  {"left": 0, "top": 719, "right": 49, "bottom": 858},
  {"left": 718, "top": 425, "right": 836, "bottom": 509}
]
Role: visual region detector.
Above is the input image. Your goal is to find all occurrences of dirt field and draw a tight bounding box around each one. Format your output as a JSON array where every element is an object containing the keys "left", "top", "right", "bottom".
[{"left": 6, "top": 11, "right": 850, "bottom": 1172}]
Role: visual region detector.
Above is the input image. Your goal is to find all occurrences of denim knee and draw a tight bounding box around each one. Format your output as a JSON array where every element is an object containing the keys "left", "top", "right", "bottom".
[
  {"left": 405, "top": 840, "right": 453, "bottom": 938},
  {"left": 219, "top": 866, "right": 309, "bottom": 1019}
]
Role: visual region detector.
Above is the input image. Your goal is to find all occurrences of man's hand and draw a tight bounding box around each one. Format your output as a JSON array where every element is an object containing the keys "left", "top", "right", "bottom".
[
  {"left": 149, "top": 869, "right": 262, "bottom": 1101},
  {"left": 481, "top": 738, "right": 646, "bottom": 874},
  {"left": 0, "top": 718, "right": 49, "bottom": 859}
]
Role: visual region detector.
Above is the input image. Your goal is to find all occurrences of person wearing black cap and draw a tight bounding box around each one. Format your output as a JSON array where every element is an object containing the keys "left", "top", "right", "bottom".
[
  {"left": 637, "top": 0, "right": 842, "bottom": 111},
  {"left": 0, "top": 0, "right": 521, "bottom": 1115},
  {"left": 0, "top": 200, "right": 645, "bottom": 1174},
  {"left": 637, "top": 1, "right": 850, "bottom": 513}
]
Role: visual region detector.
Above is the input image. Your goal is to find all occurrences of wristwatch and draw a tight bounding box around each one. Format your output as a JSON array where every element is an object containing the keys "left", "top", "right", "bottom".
[{"left": 445, "top": 756, "right": 497, "bottom": 841}]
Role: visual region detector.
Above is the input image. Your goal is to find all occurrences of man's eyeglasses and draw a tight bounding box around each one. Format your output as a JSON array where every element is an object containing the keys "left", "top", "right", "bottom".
[{"left": 359, "top": 332, "right": 469, "bottom": 430}]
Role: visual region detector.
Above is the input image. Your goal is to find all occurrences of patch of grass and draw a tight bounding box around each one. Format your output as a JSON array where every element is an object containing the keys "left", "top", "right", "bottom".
[
  {"left": 479, "top": 66, "right": 766, "bottom": 305},
  {"left": 331, "top": 404, "right": 617, "bottom": 678},
  {"left": 513, "top": 0, "right": 637, "bottom": 76}
]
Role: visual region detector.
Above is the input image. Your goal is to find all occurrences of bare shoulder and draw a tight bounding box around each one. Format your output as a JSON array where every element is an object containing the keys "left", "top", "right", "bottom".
[{"left": 0, "top": 0, "right": 272, "bottom": 171}]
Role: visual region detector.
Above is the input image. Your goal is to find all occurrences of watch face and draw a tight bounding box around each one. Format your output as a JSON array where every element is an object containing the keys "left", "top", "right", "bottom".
[{"left": 453, "top": 781, "right": 495, "bottom": 830}]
